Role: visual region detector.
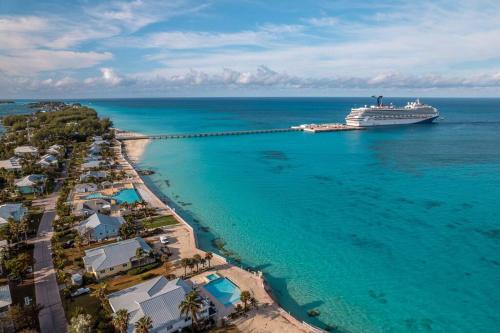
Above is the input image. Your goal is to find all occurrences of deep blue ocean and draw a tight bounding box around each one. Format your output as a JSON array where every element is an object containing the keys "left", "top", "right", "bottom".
[{"left": 3, "top": 98, "right": 500, "bottom": 332}]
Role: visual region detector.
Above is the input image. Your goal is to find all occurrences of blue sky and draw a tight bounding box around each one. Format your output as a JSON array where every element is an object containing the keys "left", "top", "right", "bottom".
[{"left": 1, "top": 0, "right": 499, "bottom": 97}]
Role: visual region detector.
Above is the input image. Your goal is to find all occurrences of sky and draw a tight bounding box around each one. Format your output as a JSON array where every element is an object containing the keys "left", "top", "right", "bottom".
[{"left": 1, "top": 0, "right": 500, "bottom": 98}]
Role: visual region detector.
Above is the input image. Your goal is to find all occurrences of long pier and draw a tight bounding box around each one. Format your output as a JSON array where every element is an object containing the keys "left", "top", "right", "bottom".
[
  {"left": 116, "top": 128, "right": 301, "bottom": 140},
  {"left": 115, "top": 123, "right": 362, "bottom": 141}
]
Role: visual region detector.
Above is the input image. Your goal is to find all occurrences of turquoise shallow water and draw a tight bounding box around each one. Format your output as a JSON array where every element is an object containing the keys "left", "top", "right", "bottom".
[{"left": 6, "top": 98, "right": 499, "bottom": 332}]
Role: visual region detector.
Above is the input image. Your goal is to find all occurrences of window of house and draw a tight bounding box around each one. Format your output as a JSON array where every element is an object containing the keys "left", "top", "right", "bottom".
[
  {"left": 109, "top": 267, "right": 114, "bottom": 271},
  {"left": 100, "top": 270, "right": 105, "bottom": 274},
  {"left": 122, "top": 263, "right": 128, "bottom": 267}
]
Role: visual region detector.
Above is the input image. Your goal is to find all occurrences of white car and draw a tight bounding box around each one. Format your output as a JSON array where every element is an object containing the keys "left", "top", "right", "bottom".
[
  {"left": 160, "top": 235, "right": 169, "bottom": 244},
  {"left": 71, "top": 287, "right": 90, "bottom": 297}
]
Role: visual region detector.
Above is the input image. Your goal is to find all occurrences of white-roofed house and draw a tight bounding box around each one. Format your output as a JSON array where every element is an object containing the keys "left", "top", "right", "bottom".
[
  {"left": 76, "top": 213, "right": 124, "bottom": 240},
  {"left": 80, "top": 170, "right": 108, "bottom": 182},
  {"left": 0, "top": 284, "right": 12, "bottom": 318},
  {"left": 74, "top": 198, "right": 113, "bottom": 217},
  {"left": 14, "top": 145, "right": 39, "bottom": 157},
  {"left": 0, "top": 203, "right": 27, "bottom": 226},
  {"left": 82, "top": 160, "right": 108, "bottom": 170},
  {"left": 47, "top": 144, "right": 65, "bottom": 156},
  {"left": 74, "top": 183, "right": 98, "bottom": 193},
  {"left": 108, "top": 276, "right": 211, "bottom": 333},
  {"left": 0, "top": 284, "right": 12, "bottom": 315},
  {"left": 0, "top": 157, "right": 22, "bottom": 170},
  {"left": 14, "top": 174, "right": 47, "bottom": 194},
  {"left": 37, "top": 154, "right": 58, "bottom": 168},
  {"left": 83, "top": 237, "right": 154, "bottom": 280}
]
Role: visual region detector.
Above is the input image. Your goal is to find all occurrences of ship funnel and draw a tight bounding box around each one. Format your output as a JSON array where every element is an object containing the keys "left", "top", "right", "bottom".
[{"left": 371, "top": 95, "right": 383, "bottom": 106}]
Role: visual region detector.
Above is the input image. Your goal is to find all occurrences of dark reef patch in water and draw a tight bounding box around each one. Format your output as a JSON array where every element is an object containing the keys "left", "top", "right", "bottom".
[
  {"left": 369, "top": 290, "right": 388, "bottom": 304},
  {"left": 396, "top": 197, "right": 415, "bottom": 205},
  {"left": 260, "top": 150, "right": 289, "bottom": 161},
  {"left": 475, "top": 228, "right": 500, "bottom": 240},
  {"left": 269, "top": 164, "right": 294, "bottom": 174},
  {"left": 480, "top": 256, "right": 500, "bottom": 266},
  {"left": 423, "top": 199, "right": 444, "bottom": 209},
  {"left": 312, "top": 175, "right": 333, "bottom": 183}
]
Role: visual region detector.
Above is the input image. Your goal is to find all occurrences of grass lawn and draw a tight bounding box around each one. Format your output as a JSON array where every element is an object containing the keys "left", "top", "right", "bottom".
[
  {"left": 61, "top": 292, "right": 100, "bottom": 321},
  {"left": 104, "top": 263, "right": 172, "bottom": 293},
  {"left": 143, "top": 215, "right": 179, "bottom": 229}
]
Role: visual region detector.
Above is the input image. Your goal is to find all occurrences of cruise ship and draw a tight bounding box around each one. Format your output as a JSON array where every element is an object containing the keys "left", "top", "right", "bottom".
[{"left": 345, "top": 96, "right": 439, "bottom": 127}]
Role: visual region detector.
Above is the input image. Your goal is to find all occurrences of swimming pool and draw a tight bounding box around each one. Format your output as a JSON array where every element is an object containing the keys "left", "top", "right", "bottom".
[
  {"left": 83, "top": 188, "right": 141, "bottom": 204},
  {"left": 206, "top": 273, "right": 220, "bottom": 282},
  {"left": 204, "top": 277, "right": 241, "bottom": 307}
]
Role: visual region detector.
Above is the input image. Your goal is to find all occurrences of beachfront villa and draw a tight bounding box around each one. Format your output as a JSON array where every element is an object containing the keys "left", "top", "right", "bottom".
[
  {"left": 37, "top": 154, "right": 58, "bottom": 168},
  {"left": 74, "top": 183, "right": 98, "bottom": 193},
  {"left": 14, "top": 174, "right": 47, "bottom": 194},
  {"left": 14, "top": 145, "right": 39, "bottom": 157},
  {"left": 76, "top": 212, "right": 124, "bottom": 240},
  {"left": 0, "top": 157, "right": 22, "bottom": 170},
  {"left": 108, "top": 276, "right": 211, "bottom": 333},
  {"left": 74, "top": 198, "right": 113, "bottom": 217},
  {"left": 47, "top": 144, "right": 65, "bottom": 156},
  {"left": 82, "top": 160, "right": 109, "bottom": 170},
  {"left": 80, "top": 170, "right": 108, "bottom": 182},
  {"left": 83, "top": 237, "right": 154, "bottom": 279},
  {"left": 0, "top": 203, "right": 27, "bottom": 226}
]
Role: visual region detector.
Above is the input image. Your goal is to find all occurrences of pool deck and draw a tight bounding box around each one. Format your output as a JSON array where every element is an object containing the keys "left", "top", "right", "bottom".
[{"left": 117, "top": 137, "right": 325, "bottom": 333}]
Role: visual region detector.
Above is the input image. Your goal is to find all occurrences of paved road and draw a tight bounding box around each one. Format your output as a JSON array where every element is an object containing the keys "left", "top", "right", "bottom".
[
  {"left": 33, "top": 193, "right": 67, "bottom": 332},
  {"left": 33, "top": 159, "right": 69, "bottom": 332}
]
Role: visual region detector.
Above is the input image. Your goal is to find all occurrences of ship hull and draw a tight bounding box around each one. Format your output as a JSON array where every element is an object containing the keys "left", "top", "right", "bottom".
[{"left": 346, "top": 115, "right": 438, "bottom": 127}]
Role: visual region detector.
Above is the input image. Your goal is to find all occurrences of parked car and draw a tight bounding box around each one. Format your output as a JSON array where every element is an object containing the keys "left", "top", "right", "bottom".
[
  {"left": 63, "top": 240, "right": 74, "bottom": 249},
  {"left": 71, "top": 287, "right": 90, "bottom": 297},
  {"left": 160, "top": 235, "right": 169, "bottom": 244}
]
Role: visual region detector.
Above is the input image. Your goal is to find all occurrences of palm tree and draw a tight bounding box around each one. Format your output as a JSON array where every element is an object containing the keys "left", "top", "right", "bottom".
[
  {"left": 250, "top": 297, "right": 258, "bottom": 309},
  {"left": 205, "top": 252, "right": 213, "bottom": 268},
  {"left": 92, "top": 283, "right": 108, "bottom": 309},
  {"left": 135, "top": 247, "right": 145, "bottom": 265},
  {"left": 188, "top": 260, "right": 195, "bottom": 274},
  {"left": 135, "top": 316, "right": 153, "bottom": 333},
  {"left": 181, "top": 258, "right": 190, "bottom": 277},
  {"left": 112, "top": 309, "right": 129, "bottom": 333},
  {"left": 193, "top": 254, "right": 202, "bottom": 272},
  {"left": 200, "top": 258, "right": 206, "bottom": 269},
  {"left": 179, "top": 290, "right": 202, "bottom": 330},
  {"left": 240, "top": 290, "right": 251, "bottom": 311}
]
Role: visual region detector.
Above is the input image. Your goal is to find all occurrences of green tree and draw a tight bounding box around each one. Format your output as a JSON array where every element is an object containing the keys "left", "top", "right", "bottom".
[
  {"left": 92, "top": 283, "right": 108, "bottom": 309},
  {"left": 179, "top": 290, "right": 203, "bottom": 330},
  {"left": 204, "top": 252, "right": 213, "bottom": 268},
  {"left": 112, "top": 309, "right": 129, "bottom": 333},
  {"left": 135, "top": 316, "right": 153, "bottom": 333},
  {"left": 180, "top": 258, "right": 190, "bottom": 277},
  {"left": 240, "top": 290, "right": 251, "bottom": 311},
  {"left": 192, "top": 254, "right": 202, "bottom": 272}
]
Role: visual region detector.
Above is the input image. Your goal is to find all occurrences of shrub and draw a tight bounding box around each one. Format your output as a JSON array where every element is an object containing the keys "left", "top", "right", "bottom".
[
  {"left": 141, "top": 272, "right": 156, "bottom": 280},
  {"left": 127, "top": 262, "right": 160, "bottom": 276},
  {"left": 82, "top": 272, "right": 97, "bottom": 285}
]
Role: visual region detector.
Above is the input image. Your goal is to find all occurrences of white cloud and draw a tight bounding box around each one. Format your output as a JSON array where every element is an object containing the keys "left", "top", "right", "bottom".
[
  {"left": 304, "top": 16, "right": 339, "bottom": 27},
  {"left": 0, "top": 50, "right": 113, "bottom": 75},
  {"left": 85, "top": 67, "right": 127, "bottom": 86}
]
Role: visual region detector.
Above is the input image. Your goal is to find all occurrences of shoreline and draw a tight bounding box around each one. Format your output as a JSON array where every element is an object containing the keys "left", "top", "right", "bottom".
[{"left": 115, "top": 131, "right": 327, "bottom": 333}]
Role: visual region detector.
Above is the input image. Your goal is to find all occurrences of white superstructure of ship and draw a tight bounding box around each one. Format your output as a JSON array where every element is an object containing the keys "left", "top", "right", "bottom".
[{"left": 345, "top": 96, "right": 439, "bottom": 127}]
